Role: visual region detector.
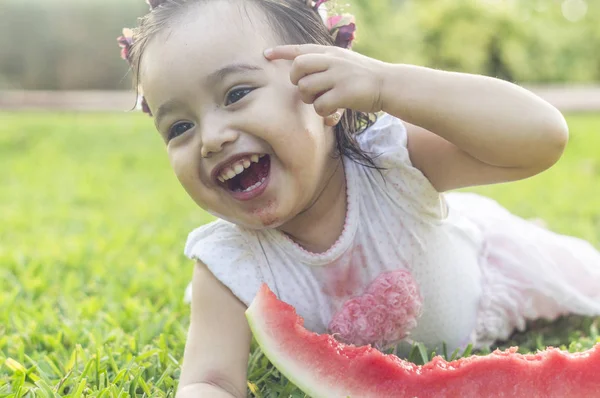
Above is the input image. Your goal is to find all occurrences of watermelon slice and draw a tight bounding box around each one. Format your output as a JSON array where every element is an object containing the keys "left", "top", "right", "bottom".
[{"left": 246, "top": 284, "right": 600, "bottom": 398}]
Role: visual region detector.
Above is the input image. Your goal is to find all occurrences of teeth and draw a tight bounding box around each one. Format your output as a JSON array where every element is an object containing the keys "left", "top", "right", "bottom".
[
  {"left": 239, "top": 176, "right": 267, "bottom": 193},
  {"left": 218, "top": 154, "right": 265, "bottom": 182}
]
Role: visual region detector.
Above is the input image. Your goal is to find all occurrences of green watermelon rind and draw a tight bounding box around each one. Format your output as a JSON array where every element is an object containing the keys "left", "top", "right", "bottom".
[
  {"left": 245, "top": 284, "right": 600, "bottom": 398},
  {"left": 246, "top": 291, "right": 328, "bottom": 398}
]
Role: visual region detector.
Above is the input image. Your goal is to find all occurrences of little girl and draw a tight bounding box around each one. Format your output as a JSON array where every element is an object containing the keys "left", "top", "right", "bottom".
[{"left": 118, "top": 0, "right": 600, "bottom": 396}]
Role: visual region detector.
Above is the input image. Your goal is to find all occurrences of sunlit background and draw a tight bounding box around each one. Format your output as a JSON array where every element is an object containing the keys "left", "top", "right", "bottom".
[
  {"left": 1, "top": 0, "right": 598, "bottom": 90},
  {"left": 1, "top": 1, "right": 599, "bottom": 396}
]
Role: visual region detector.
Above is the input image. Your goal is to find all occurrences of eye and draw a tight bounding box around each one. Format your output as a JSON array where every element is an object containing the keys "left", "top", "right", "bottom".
[
  {"left": 225, "top": 87, "right": 253, "bottom": 106},
  {"left": 167, "top": 121, "right": 194, "bottom": 141}
]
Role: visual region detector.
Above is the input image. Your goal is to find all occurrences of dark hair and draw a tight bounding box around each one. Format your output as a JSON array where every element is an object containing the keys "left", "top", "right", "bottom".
[{"left": 129, "top": 0, "right": 382, "bottom": 170}]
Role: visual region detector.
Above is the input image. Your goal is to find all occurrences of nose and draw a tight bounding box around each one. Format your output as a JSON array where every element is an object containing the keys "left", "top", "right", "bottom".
[{"left": 200, "top": 116, "right": 240, "bottom": 158}]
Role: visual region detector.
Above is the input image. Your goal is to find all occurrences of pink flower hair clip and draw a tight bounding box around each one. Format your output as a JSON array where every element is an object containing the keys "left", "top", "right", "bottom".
[
  {"left": 116, "top": 28, "right": 153, "bottom": 116},
  {"left": 117, "top": 28, "right": 134, "bottom": 63},
  {"left": 307, "top": 0, "right": 328, "bottom": 10},
  {"left": 307, "top": 0, "right": 357, "bottom": 49},
  {"left": 327, "top": 14, "right": 356, "bottom": 49},
  {"left": 146, "top": 0, "right": 166, "bottom": 10}
]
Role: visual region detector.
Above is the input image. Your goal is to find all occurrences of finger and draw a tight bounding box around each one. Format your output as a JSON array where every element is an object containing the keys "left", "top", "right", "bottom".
[
  {"left": 312, "top": 90, "right": 341, "bottom": 118},
  {"left": 290, "top": 54, "right": 331, "bottom": 86},
  {"left": 264, "top": 44, "right": 330, "bottom": 61},
  {"left": 324, "top": 109, "right": 344, "bottom": 127},
  {"left": 297, "top": 73, "right": 335, "bottom": 104}
]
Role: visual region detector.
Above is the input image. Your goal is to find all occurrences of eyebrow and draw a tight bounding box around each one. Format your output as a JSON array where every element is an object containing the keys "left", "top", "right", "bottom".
[
  {"left": 154, "top": 99, "right": 183, "bottom": 130},
  {"left": 206, "top": 63, "right": 264, "bottom": 88},
  {"left": 154, "top": 63, "right": 263, "bottom": 128}
]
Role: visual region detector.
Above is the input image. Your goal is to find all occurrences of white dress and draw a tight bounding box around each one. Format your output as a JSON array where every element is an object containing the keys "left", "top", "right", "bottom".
[{"left": 184, "top": 113, "right": 600, "bottom": 353}]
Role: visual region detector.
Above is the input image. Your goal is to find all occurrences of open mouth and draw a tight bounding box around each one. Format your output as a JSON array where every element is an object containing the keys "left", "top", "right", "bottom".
[{"left": 217, "top": 154, "right": 271, "bottom": 200}]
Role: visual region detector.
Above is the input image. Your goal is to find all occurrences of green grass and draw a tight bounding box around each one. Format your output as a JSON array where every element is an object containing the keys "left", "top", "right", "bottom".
[{"left": 1, "top": 111, "right": 599, "bottom": 397}]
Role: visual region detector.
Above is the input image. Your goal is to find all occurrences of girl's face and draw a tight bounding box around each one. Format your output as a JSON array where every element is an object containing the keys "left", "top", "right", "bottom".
[{"left": 141, "top": 0, "right": 339, "bottom": 229}]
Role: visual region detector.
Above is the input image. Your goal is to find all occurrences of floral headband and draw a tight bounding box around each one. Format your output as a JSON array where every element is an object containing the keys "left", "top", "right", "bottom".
[{"left": 117, "top": 0, "right": 357, "bottom": 115}]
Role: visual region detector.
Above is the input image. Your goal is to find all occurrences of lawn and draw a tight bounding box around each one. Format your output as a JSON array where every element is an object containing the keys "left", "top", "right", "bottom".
[{"left": 1, "top": 111, "right": 599, "bottom": 397}]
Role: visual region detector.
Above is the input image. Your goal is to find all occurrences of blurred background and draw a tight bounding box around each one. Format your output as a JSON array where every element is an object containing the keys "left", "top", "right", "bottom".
[
  {"left": 1, "top": 0, "right": 599, "bottom": 110},
  {"left": 1, "top": 0, "right": 599, "bottom": 396},
  {"left": 1, "top": 0, "right": 599, "bottom": 91}
]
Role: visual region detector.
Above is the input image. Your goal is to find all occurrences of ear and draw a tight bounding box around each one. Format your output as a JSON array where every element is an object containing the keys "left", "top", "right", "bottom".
[{"left": 324, "top": 109, "right": 344, "bottom": 127}]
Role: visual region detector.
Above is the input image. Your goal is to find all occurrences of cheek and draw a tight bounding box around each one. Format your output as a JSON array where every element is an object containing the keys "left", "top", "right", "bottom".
[
  {"left": 168, "top": 150, "right": 187, "bottom": 179},
  {"left": 168, "top": 147, "right": 201, "bottom": 190},
  {"left": 270, "top": 127, "right": 315, "bottom": 165}
]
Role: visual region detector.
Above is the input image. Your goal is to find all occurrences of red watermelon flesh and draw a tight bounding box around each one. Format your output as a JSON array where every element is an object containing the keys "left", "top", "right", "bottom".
[{"left": 246, "top": 284, "right": 600, "bottom": 398}]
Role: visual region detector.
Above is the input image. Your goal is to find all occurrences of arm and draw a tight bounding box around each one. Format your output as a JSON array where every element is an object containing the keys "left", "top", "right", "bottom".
[
  {"left": 176, "top": 260, "right": 252, "bottom": 398},
  {"left": 178, "top": 384, "right": 243, "bottom": 398},
  {"left": 379, "top": 65, "right": 569, "bottom": 191}
]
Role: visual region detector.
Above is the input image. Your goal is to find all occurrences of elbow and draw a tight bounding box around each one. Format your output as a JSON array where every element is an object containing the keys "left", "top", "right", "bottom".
[
  {"left": 534, "top": 108, "right": 569, "bottom": 171},
  {"left": 548, "top": 111, "right": 570, "bottom": 164}
]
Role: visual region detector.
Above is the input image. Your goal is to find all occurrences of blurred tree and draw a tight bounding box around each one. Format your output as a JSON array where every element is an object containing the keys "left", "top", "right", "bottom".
[
  {"left": 0, "top": 0, "right": 598, "bottom": 90},
  {"left": 350, "top": 0, "right": 600, "bottom": 83},
  {"left": 0, "top": 0, "right": 147, "bottom": 90}
]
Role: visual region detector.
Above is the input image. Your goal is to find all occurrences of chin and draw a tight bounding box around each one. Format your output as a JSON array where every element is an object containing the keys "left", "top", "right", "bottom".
[
  {"left": 215, "top": 212, "right": 284, "bottom": 230},
  {"left": 214, "top": 196, "right": 298, "bottom": 230},
  {"left": 247, "top": 214, "right": 285, "bottom": 230}
]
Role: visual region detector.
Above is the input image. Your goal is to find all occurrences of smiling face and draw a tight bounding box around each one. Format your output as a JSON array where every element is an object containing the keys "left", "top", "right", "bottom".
[{"left": 140, "top": 0, "right": 340, "bottom": 229}]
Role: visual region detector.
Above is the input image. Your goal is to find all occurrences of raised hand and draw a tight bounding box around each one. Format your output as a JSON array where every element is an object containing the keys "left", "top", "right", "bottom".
[{"left": 264, "top": 44, "right": 388, "bottom": 118}]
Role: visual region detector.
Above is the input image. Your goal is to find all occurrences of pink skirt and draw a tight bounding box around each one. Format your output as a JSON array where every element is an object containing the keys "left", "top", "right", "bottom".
[{"left": 446, "top": 192, "right": 600, "bottom": 348}]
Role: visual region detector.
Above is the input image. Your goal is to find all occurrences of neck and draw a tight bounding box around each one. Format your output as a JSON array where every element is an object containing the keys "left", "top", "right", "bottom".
[{"left": 278, "top": 157, "right": 348, "bottom": 254}]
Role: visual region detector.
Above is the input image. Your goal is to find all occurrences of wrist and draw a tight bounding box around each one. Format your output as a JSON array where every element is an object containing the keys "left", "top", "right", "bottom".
[
  {"left": 379, "top": 63, "right": 440, "bottom": 120},
  {"left": 379, "top": 63, "right": 408, "bottom": 116}
]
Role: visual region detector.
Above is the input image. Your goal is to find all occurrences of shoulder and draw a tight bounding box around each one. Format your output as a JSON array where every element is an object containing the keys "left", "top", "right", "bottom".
[
  {"left": 354, "top": 113, "right": 446, "bottom": 219},
  {"left": 184, "top": 219, "right": 255, "bottom": 264},
  {"left": 357, "top": 112, "right": 408, "bottom": 154},
  {"left": 355, "top": 113, "right": 414, "bottom": 172},
  {"left": 183, "top": 219, "right": 264, "bottom": 307},
  {"left": 185, "top": 219, "right": 246, "bottom": 253}
]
